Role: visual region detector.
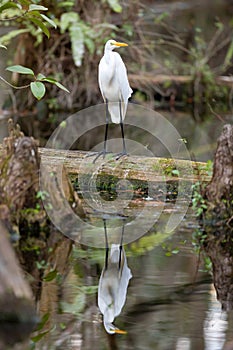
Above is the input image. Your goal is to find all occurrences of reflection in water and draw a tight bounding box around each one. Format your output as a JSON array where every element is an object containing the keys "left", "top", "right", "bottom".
[
  {"left": 204, "top": 286, "right": 227, "bottom": 350},
  {"left": 98, "top": 219, "right": 132, "bottom": 334}
]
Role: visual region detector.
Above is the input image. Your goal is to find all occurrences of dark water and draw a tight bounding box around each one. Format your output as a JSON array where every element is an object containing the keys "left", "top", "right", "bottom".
[
  {"left": 3, "top": 200, "right": 233, "bottom": 350},
  {"left": 1, "top": 107, "right": 233, "bottom": 350}
]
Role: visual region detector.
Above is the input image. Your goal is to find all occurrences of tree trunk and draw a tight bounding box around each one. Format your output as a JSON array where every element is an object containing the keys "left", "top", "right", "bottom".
[{"left": 202, "top": 124, "right": 233, "bottom": 311}]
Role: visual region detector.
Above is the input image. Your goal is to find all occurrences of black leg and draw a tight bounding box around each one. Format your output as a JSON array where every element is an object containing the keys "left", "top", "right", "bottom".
[
  {"left": 91, "top": 99, "right": 112, "bottom": 163},
  {"left": 103, "top": 99, "right": 109, "bottom": 154},
  {"left": 116, "top": 101, "right": 127, "bottom": 160},
  {"left": 118, "top": 223, "right": 125, "bottom": 270},
  {"left": 120, "top": 101, "right": 127, "bottom": 154},
  {"left": 104, "top": 219, "right": 109, "bottom": 270}
]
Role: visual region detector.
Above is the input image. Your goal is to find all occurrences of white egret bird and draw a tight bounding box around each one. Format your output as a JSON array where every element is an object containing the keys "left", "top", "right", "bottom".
[
  {"left": 98, "top": 220, "right": 132, "bottom": 334},
  {"left": 94, "top": 39, "right": 133, "bottom": 162}
]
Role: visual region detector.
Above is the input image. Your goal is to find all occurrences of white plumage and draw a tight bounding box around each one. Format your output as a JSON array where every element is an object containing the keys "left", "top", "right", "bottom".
[
  {"left": 98, "top": 40, "right": 133, "bottom": 124},
  {"left": 98, "top": 244, "right": 132, "bottom": 334}
]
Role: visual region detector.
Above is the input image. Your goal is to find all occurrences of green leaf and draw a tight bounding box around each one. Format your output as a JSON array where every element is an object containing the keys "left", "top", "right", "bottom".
[
  {"left": 60, "top": 12, "right": 79, "bottom": 33},
  {"left": 0, "top": 2, "right": 22, "bottom": 12},
  {"left": 30, "top": 81, "right": 46, "bottom": 100},
  {"left": 41, "top": 77, "right": 57, "bottom": 83},
  {"left": 171, "top": 169, "right": 180, "bottom": 176},
  {"left": 70, "top": 22, "right": 84, "bottom": 67},
  {"left": 28, "top": 17, "right": 50, "bottom": 38},
  {"left": 224, "top": 39, "right": 233, "bottom": 68},
  {"left": 171, "top": 249, "right": 179, "bottom": 254},
  {"left": 29, "top": 4, "right": 48, "bottom": 11},
  {"left": 40, "top": 14, "right": 57, "bottom": 28},
  {"left": 6, "top": 65, "right": 34, "bottom": 75},
  {"left": 55, "top": 81, "right": 70, "bottom": 93},
  {"left": 43, "top": 269, "right": 57, "bottom": 282},
  {"left": 84, "top": 37, "right": 95, "bottom": 54},
  {"left": 107, "top": 0, "right": 122, "bottom": 13},
  {"left": 0, "top": 29, "right": 29, "bottom": 46},
  {"left": 58, "top": 1, "right": 75, "bottom": 8},
  {"left": 31, "top": 330, "right": 49, "bottom": 343},
  {"left": 36, "top": 313, "right": 50, "bottom": 331},
  {"left": 36, "top": 73, "right": 46, "bottom": 80},
  {"left": 18, "top": 0, "right": 30, "bottom": 6},
  {"left": 31, "top": 325, "right": 56, "bottom": 343},
  {"left": 40, "top": 77, "right": 70, "bottom": 93}
]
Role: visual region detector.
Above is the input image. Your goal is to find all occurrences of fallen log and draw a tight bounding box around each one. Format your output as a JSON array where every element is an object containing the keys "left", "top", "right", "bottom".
[
  {"left": 39, "top": 148, "right": 210, "bottom": 184},
  {"left": 0, "top": 142, "right": 211, "bottom": 184},
  {"left": 129, "top": 74, "right": 233, "bottom": 87}
]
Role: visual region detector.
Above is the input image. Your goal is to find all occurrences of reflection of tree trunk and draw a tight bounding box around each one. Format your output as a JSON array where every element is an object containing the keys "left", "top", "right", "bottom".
[
  {"left": 202, "top": 124, "right": 233, "bottom": 311},
  {"left": 223, "top": 310, "right": 233, "bottom": 349},
  {"left": 39, "top": 231, "right": 73, "bottom": 331},
  {"left": 0, "top": 221, "right": 34, "bottom": 304},
  {"left": 0, "top": 221, "right": 36, "bottom": 346}
]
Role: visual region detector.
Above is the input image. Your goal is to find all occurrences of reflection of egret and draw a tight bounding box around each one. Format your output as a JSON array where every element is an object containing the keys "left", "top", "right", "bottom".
[
  {"left": 94, "top": 39, "right": 133, "bottom": 162},
  {"left": 98, "top": 220, "right": 132, "bottom": 334}
]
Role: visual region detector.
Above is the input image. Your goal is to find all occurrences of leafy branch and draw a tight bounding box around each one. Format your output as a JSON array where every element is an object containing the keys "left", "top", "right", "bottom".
[
  {"left": 0, "top": 1, "right": 57, "bottom": 39},
  {"left": 3, "top": 65, "right": 69, "bottom": 100},
  {"left": 0, "top": 1, "right": 69, "bottom": 101}
]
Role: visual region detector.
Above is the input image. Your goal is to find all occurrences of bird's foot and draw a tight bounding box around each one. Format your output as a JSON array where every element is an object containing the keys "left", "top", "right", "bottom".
[
  {"left": 90, "top": 150, "right": 112, "bottom": 163},
  {"left": 115, "top": 150, "right": 128, "bottom": 161}
]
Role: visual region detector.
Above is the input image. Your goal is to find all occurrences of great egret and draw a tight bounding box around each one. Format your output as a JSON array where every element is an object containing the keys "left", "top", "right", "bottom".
[
  {"left": 94, "top": 39, "right": 133, "bottom": 162},
  {"left": 98, "top": 220, "right": 132, "bottom": 334}
]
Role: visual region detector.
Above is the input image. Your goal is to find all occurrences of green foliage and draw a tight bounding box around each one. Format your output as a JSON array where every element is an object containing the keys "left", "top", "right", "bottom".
[
  {"left": 192, "top": 228, "right": 207, "bottom": 252},
  {"left": 30, "top": 313, "right": 56, "bottom": 345},
  {"left": 192, "top": 181, "right": 207, "bottom": 217},
  {"left": 30, "top": 81, "right": 46, "bottom": 100},
  {"left": 0, "top": 0, "right": 121, "bottom": 108},
  {"left": 161, "top": 242, "right": 180, "bottom": 256},
  {"left": 43, "top": 269, "right": 58, "bottom": 282},
  {"left": 5, "top": 65, "right": 69, "bottom": 100},
  {"left": 60, "top": 12, "right": 85, "bottom": 67},
  {"left": 192, "top": 228, "right": 212, "bottom": 272},
  {"left": 36, "top": 259, "right": 49, "bottom": 270},
  {"left": 36, "top": 313, "right": 50, "bottom": 332},
  {"left": 6, "top": 65, "right": 34, "bottom": 75},
  {"left": 0, "top": 1, "right": 69, "bottom": 102},
  {"left": 0, "top": 1, "right": 56, "bottom": 39},
  {"left": 0, "top": 29, "right": 29, "bottom": 46},
  {"left": 106, "top": 0, "right": 122, "bottom": 13},
  {"left": 204, "top": 160, "right": 213, "bottom": 177},
  {"left": 59, "top": 11, "right": 118, "bottom": 67}
]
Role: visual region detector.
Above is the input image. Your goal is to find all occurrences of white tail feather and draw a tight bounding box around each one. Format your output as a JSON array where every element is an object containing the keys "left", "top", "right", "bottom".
[
  {"left": 110, "top": 244, "right": 121, "bottom": 263},
  {"left": 108, "top": 102, "right": 127, "bottom": 124}
]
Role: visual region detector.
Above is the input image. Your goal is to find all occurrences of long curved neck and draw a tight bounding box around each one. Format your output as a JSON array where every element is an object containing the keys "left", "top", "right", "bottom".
[
  {"left": 104, "top": 319, "right": 115, "bottom": 334},
  {"left": 104, "top": 48, "right": 114, "bottom": 64}
]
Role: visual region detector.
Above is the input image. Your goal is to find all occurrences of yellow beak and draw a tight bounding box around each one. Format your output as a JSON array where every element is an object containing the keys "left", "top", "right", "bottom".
[
  {"left": 114, "top": 41, "right": 128, "bottom": 47},
  {"left": 114, "top": 328, "right": 127, "bottom": 334}
]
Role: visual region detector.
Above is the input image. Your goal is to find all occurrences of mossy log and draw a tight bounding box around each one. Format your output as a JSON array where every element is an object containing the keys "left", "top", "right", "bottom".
[
  {"left": 38, "top": 148, "right": 211, "bottom": 184},
  {"left": 0, "top": 136, "right": 211, "bottom": 184},
  {"left": 201, "top": 124, "right": 233, "bottom": 311}
]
